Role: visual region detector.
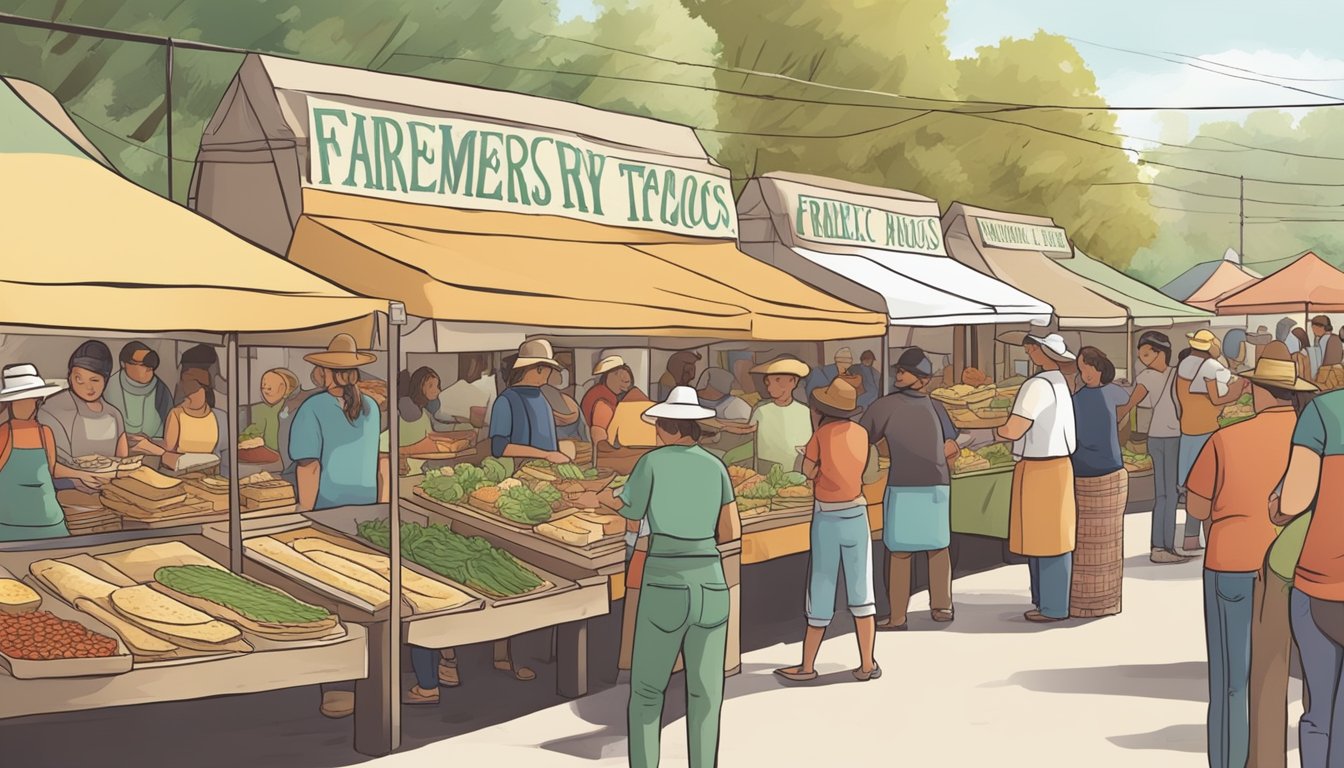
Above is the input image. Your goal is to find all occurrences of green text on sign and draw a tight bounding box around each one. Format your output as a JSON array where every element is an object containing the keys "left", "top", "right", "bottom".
[
  {"left": 976, "top": 217, "right": 1070, "bottom": 253},
  {"left": 793, "top": 193, "right": 944, "bottom": 256},
  {"left": 306, "top": 97, "right": 737, "bottom": 239}
]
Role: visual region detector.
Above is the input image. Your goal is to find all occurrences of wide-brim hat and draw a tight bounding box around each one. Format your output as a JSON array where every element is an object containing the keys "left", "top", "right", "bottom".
[
  {"left": 642, "top": 385, "right": 716, "bottom": 423},
  {"left": 593, "top": 355, "right": 626, "bottom": 376},
  {"left": 1187, "top": 329, "right": 1217, "bottom": 352},
  {"left": 811, "top": 375, "right": 862, "bottom": 418},
  {"left": 304, "top": 333, "right": 378, "bottom": 369},
  {"left": 833, "top": 346, "right": 854, "bottom": 365},
  {"left": 1025, "top": 333, "right": 1076, "bottom": 362},
  {"left": 1241, "top": 341, "right": 1318, "bottom": 393},
  {"left": 0, "top": 364, "right": 67, "bottom": 403},
  {"left": 750, "top": 357, "right": 810, "bottom": 378},
  {"left": 514, "top": 339, "right": 562, "bottom": 370}
]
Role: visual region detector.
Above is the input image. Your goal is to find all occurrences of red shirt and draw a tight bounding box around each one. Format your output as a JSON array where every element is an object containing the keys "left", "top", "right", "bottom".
[
  {"left": 581, "top": 383, "right": 619, "bottom": 430},
  {"left": 804, "top": 420, "right": 869, "bottom": 503}
]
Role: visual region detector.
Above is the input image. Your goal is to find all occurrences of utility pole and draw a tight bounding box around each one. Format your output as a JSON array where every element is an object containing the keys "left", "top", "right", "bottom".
[{"left": 1239, "top": 175, "right": 1245, "bottom": 261}]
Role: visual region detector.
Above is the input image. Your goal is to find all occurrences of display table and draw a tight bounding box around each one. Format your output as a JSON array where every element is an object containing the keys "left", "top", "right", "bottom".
[
  {"left": 949, "top": 466, "right": 1014, "bottom": 539},
  {"left": 1125, "top": 468, "right": 1154, "bottom": 515},
  {"left": 0, "top": 531, "right": 369, "bottom": 738}
]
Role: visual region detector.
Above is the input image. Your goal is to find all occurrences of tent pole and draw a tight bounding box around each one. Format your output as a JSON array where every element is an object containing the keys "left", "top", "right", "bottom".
[
  {"left": 226, "top": 333, "right": 241, "bottom": 573},
  {"left": 386, "top": 303, "right": 406, "bottom": 753},
  {"left": 1126, "top": 321, "right": 1135, "bottom": 384}
]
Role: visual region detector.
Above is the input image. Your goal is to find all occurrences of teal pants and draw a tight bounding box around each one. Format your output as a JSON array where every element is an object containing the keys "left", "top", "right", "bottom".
[{"left": 629, "top": 555, "right": 730, "bottom": 768}]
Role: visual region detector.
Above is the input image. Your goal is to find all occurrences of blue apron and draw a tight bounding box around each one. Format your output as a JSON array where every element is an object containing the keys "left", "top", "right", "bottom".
[{"left": 0, "top": 430, "right": 69, "bottom": 542}]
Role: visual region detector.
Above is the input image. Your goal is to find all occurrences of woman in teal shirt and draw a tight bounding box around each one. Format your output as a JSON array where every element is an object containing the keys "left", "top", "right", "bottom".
[{"left": 619, "top": 386, "right": 741, "bottom": 768}]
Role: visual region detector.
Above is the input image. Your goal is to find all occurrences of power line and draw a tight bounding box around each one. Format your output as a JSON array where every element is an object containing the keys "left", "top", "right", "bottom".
[
  {"left": 1138, "top": 157, "right": 1344, "bottom": 186},
  {"left": 1096, "top": 180, "right": 1344, "bottom": 208},
  {"left": 1165, "top": 51, "right": 1344, "bottom": 84}
]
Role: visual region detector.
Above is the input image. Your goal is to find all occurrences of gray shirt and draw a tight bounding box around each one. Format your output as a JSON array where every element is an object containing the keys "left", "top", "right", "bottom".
[
  {"left": 38, "top": 389, "right": 125, "bottom": 464},
  {"left": 858, "top": 389, "right": 955, "bottom": 487},
  {"left": 1135, "top": 366, "right": 1180, "bottom": 439}
]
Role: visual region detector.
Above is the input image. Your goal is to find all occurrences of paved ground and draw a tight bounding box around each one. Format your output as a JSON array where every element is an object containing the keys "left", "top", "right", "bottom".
[{"left": 3, "top": 511, "right": 1299, "bottom": 767}]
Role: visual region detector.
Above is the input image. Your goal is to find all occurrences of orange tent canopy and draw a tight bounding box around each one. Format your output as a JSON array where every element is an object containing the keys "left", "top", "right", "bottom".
[
  {"left": 1216, "top": 252, "right": 1344, "bottom": 314},
  {"left": 1187, "top": 262, "right": 1261, "bottom": 311}
]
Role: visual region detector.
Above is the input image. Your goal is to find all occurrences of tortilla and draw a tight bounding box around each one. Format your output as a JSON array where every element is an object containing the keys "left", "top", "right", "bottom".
[
  {"left": 0, "top": 578, "right": 40, "bottom": 614},
  {"left": 73, "top": 597, "right": 177, "bottom": 658},
  {"left": 290, "top": 538, "right": 474, "bottom": 611},
  {"left": 110, "top": 584, "right": 215, "bottom": 626},
  {"left": 29, "top": 560, "right": 119, "bottom": 604},
  {"left": 97, "top": 542, "right": 224, "bottom": 584},
  {"left": 244, "top": 537, "right": 390, "bottom": 609}
]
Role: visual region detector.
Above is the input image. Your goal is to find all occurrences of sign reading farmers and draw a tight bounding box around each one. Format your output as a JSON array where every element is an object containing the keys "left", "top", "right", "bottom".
[
  {"left": 976, "top": 217, "right": 1070, "bottom": 253},
  {"left": 791, "top": 193, "right": 945, "bottom": 256},
  {"left": 305, "top": 97, "right": 737, "bottom": 239}
]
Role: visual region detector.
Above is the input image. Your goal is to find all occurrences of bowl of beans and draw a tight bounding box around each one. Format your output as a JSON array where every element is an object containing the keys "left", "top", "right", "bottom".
[{"left": 0, "top": 608, "right": 130, "bottom": 679}]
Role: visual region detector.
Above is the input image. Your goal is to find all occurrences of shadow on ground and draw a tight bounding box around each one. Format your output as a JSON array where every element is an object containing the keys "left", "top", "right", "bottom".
[{"left": 990, "top": 661, "right": 1207, "bottom": 703}]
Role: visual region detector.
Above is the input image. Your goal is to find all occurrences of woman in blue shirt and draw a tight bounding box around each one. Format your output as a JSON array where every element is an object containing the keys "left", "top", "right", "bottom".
[{"left": 1071, "top": 346, "right": 1130, "bottom": 617}]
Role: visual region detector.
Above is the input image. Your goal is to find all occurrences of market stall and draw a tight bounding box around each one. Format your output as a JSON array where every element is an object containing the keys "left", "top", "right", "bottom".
[
  {"left": 0, "top": 80, "right": 398, "bottom": 755},
  {"left": 190, "top": 56, "right": 885, "bottom": 698},
  {"left": 1162, "top": 249, "right": 1261, "bottom": 310},
  {"left": 735, "top": 173, "right": 1053, "bottom": 561}
]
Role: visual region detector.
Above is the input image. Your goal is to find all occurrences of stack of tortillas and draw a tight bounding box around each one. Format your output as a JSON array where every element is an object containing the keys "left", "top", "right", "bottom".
[
  {"left": 30, "top": 558, "right": 180, "bottom": 661},
  {"left": 108, "top": 585, "right": 250, "bottom": 653}
]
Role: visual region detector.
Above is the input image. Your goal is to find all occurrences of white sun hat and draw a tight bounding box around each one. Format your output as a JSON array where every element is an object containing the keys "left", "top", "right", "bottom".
[
  {"left": 642, "top": 385, "right": 716, "bottom": 423},
  {"left": 1025, "top": 332, "right": 1077, "bottom": 362},
  {"left": 0, "top": 363, "right": 68, "bottom": 403}
]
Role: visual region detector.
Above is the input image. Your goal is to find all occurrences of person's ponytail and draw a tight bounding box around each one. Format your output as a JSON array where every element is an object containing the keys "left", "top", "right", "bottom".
[{"left": 331, "top": 368, "right": 366, "bottom": 423}]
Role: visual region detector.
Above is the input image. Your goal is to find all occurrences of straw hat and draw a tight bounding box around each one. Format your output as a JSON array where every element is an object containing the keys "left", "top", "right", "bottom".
[
  {"left": 834, "top": 347, "right": 854, "bottom": 365},
  {"left": 593, "top": 355, "right": 626, "bottom": 376},
  {"left": 1241, "top": 341, "right": 1318, "bottom": 392},
  {"left": 514, "top": 339, "right": 562, "bottom": 370},
  {"left": 1024, "top": 333, "right": 1076, "bottom": 362},
  {"left": 304, "top": 334, "right": 377, "bottom": 369},
  {"left": 642, "top": 386, "right": 716, "bottom": 423},
  {"left": 0, "top": 364, "right": 67, "bottom": 403},
  {"left": 811, "top": 375, "right": 862, "bottom": 419},
  {"left": 751, "top": 357, "right": 810, "bottom": 378},
  {"left": 1187, "top": 329, "right": 1218, "bottom": 352}
]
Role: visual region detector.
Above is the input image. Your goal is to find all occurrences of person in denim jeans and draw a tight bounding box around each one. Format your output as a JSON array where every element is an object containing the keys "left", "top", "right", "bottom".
[
  {"left": 1118, "top": 331, "right": 1188, "bottom": 563},
  {"left": 775, "top": 375, "right": 879, "bottom": 683},
  {"left": 1187, "top": 341, "right": 1314, "bottom": 767}
]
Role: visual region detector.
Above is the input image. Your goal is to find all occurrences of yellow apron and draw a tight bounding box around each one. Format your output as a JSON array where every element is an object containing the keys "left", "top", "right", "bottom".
[
  {"left": 1176, "top": 375, "right": 1222, "bottom": 436},
  {"left": 1008, "top": 457, "right": 1077, "bottom": 557},
  {"left": 1317, "top": 364, "right": 1344, "bottom": 392}
]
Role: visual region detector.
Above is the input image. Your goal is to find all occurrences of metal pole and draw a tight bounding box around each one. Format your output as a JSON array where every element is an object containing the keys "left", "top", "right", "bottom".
[
  {"left": 1239, "top": 175, "right": 1245, "bottom": 261},
  {"left": 226, "top": 334, "right": 241, "bottom": 572},
  {"left": 165, "top": 38, "right": 174, "bottom": 202},
  {"left": 386, "top": 302, "right": 407, "bottom": 753}
]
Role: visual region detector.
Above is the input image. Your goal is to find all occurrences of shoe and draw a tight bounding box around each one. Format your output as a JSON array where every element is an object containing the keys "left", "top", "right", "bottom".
[
  {"left": 853, "top": 664, "right": 882, "bottom": 682},
  {"left": 774, "top": 666, "right": 819, "bottom": 682},
  {"left": 1182, "top": 535, "right": 1205, "bottom": 553},
  {"left": 494, "top": 660, "right": 537, "bottom": 681},
  {"left": 876, "top": 619, "right": 907, "bottom": 632},
  {"left": 1150, "top": 548, "right": 1191, "bottom": 564},
  {"left": 320, "top": 691, "right": 355, "bottom": 719},
  {"left": 438, "top": 659, "right": 460, "bottom": 688},
  {"left": 1025, "top": 610, "right": 1065, "bottom": 624},
  {"left": 931, "top": 609, "right": 954, "bottom": 623},
  {"left": 403, "top": 685, "right": 440, "bottom": 705}
]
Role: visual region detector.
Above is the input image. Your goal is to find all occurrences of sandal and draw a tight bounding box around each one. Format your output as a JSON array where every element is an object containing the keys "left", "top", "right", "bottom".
[
  {"left": 876, "top": 619, "right": 907, "bottom": 632},
  {"left": 853, "top": 664, "right": 882, "bottom": 682},
  {"left": 494, "top": 660, "right": 537, "bottom": 681},
  {"left": 403, "top": 685, "right": 440, "bottom": 705},
  {"left": 931, "top": 609, "right": 954, "bottom": 623},
  {"left": 438, "top": 659, "right": 460, "bottom": 688},
  {"left": 774, "top": 666, "right": 819, "bottom": 682}
]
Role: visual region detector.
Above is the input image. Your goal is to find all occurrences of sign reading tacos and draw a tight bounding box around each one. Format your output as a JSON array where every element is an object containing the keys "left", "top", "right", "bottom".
[
  {"left": 975, "top": 217, "right": 1070, "bottom": 253},
  {"left": 305, "top": 97, "right": 737, "bottom": 238},
  {"left": 792, "top": 193, "right": 944, "bottom": 256}
]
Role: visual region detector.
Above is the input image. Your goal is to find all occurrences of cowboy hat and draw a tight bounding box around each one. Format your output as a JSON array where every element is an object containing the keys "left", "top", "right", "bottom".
[
  {"left": 642, "top": 386, "right": 716, "bottom": 423},
  {"left": 514, "top": 339, "right": 562, "bottom": 371},
  {"left": 833, "top": 347, "right": 854, "bottom": 364},
  {"left": 0, "top": 364, "right": 67, "bottom": 403},
  {"left": 593, "top": 355, "right": 626, "bottom": 376},
  {"left": 304, "top": 334, "right": 378, "bottom": 369},
  {"left": 1241, "top": 341, "right": 1318, "bottom": 393},
  {"left": 1187, "top": 329, "right": 1218, "bottom": 352},
  {"left": 751, "top": 357, "right": 810, "bottom": 378},
  {"left": 1024, "top": 333, "right": 1076, "bottom": 362},
  {"left": 811, "top": 375, "right": 862, "bottom": 419}
]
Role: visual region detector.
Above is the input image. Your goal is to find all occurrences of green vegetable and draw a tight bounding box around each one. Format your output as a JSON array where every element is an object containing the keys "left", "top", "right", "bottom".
[
  {"left": 453, "top": 464, "right": 487, "bottom": 494},
  {"left": 155, "top": 565, "right": 331, "bottom": 624},
  {"left": 610, "top": 475, "right": 628, "bottom": 489},
  {"left": 780, "top": 471, "right": 808, "bottom": 488},
  {"left": 1237, "top": 393, "right": 1254, "bottom": 407},
  {"left": 496, "top": 486, "right": 553, "bottom": 524},
  {"left": 420, "top": 472, "right": 465, "bottom": 504},
  {"left": 765, "top": 464, "right": 786, "bottom": 489},
  {"left": 740, "top": 481, "right": 777, "bottom": 499},
  {"left": 481, "top": 457, "right": 510, "bottom": 484},
  {"left": 239, "top": 424, "right": 265, "bottom": 441},
  {"left": 357, "top": 519, "right": 544, "bottom": 597},
  {"left": 533, "top": 482, "right": 562, "bottom": 505}
]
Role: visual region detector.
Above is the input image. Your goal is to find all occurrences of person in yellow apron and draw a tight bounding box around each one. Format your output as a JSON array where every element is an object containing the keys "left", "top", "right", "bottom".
[
  {"left": 138, "top": 367, "right": 226, "bottom": 463},
  {"left": 0, "top": 364, "right": 72, "bottom": 542},
  {"left": 998, "top": 333, "right": 1078, "bottom": 623},
  {"left": 620, "top": 386, "right": 740, "bottom": 768}
]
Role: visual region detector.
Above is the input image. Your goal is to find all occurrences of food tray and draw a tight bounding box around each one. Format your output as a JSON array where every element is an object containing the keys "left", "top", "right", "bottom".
[
  {"left": 948, "top": 411, "right": 1010, "bottom": 429},
  {"left": 553, "top": 467, "right": 618, "bottom": 493},
  {"left": 303, "top": 505, "right": 579, "bottom": 608},
  {"left": 0, "top": 565, "right": 132, "bottom": 680}
]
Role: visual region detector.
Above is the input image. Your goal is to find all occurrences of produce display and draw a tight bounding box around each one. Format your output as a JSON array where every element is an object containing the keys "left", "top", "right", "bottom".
[
  {"left": 934, "top": 375, "right": 1023, "bottom": 428},
  {"left": 245, "top": 537, "right": 392, "bottom": 609},
  {"left": 289, "top": 538, "right": 475, "bottom": 613},
  {"left": 727, "top": 464, "right": 812, "bottom": 518},
  {"left": 554, "top": 463, "right": 600, "bottom": 481},
  {"left": 0, "top": 611, "right": 119, "bottom": 660},
  {"left": 952, "top": 443, "right": 1013, "bottom": 475},
  {"left": 1220, "top": 393, "right": 1255, "bottom": 428},
  {"left": 358, "top": 519, "right": 549, "bottom": 598},
  {"left": 1122, "top": 442, "right": 1153, "bottom": 473},
  {"left": 154, "top": 565, "right": 332, "bottom": 626},
  {"left": 497, "top": 485, "right": 559, "bottom": 525}
]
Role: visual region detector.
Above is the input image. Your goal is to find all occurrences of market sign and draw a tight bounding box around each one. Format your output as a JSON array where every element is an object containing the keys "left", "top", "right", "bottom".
[
  {"left": 792, "top": 193, "right": 945, "bottom": 256},
  {"left": 975, "top": 217, "right": 1070, "bottom": 254},
  {"left": 305, "top": 96, "right": 737, "bottom": 239}
]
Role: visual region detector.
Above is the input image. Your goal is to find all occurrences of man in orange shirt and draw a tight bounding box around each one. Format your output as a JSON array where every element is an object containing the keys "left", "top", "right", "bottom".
[
  {"left": 775, "top": 375, "right": 879, "bottom": 683},
  {"left": 1186, "top": 340, "right": 1315, "bottom": 768}
]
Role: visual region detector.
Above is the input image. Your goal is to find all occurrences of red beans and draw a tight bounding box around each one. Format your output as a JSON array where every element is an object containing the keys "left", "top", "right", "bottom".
[{"left": 0, "top": 610, "right": 118, "bottom": 659}]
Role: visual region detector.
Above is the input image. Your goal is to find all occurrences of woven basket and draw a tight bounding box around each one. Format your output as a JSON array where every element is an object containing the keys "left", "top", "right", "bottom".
[{"left": 1070, "top": 468, "right": 1128, "bottom": 618}]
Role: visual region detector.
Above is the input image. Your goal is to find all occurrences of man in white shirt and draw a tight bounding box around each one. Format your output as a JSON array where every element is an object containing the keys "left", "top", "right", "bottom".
[
  {"left": 749, "top": 357, "right": 813, "bottom": 472},
  {"left": 998, "top": 333, "right": 1078, "bottom": 623}
]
